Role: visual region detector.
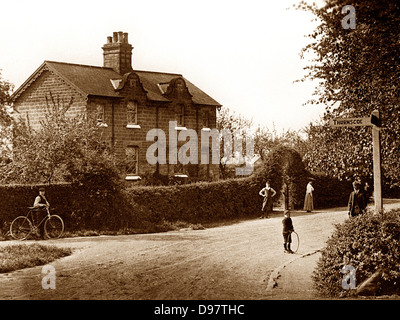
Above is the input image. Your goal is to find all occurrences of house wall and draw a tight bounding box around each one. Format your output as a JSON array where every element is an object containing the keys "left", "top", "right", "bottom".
[
  {"left": 13, "top": 69, "right": 87, "bottom": 129},
  {"left": 14, "top": 69, "right": 219, "bottom": 181}
]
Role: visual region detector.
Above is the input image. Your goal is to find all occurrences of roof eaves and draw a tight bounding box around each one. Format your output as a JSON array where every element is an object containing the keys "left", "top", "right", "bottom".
[{"left": 10, "top": 61, "right": 48, "bottom": 101}]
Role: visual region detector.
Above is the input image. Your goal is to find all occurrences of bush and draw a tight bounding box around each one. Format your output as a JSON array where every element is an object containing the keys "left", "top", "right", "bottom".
[{"left": 313, "top": 210, "right": 400, "bottom": 297}]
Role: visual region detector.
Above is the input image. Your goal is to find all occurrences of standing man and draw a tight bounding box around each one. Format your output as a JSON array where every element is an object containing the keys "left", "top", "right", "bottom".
[
  {"left": 259, "top": 180, "right": 276, "bottom": 219},
  {"left": 348, "top": 181, "right": 367, "bottom": 217}
]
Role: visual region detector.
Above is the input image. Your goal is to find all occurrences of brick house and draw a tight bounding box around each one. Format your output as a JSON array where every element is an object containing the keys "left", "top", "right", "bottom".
[{"left": 11, "top": 31, "right": 222, "bottom": 181}]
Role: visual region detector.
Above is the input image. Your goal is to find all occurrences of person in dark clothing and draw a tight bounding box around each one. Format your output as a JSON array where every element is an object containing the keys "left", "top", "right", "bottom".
[
  {"left": 33, "top": 187, "right": 50, "bottom": 209},
  {"left": 282, "top": 210, "right": 294, "bottom": 254},
  {"left": 33, "top": 187, "right": 50, "bottom": 238},
  {"left": 348, "top": 181, "right": 367, "bottom": 217}
]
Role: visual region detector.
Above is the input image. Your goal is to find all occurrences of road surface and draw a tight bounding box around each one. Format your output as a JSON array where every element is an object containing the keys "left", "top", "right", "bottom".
[{"left": 1, "top": 200, "right": 399, "bottom": 300}]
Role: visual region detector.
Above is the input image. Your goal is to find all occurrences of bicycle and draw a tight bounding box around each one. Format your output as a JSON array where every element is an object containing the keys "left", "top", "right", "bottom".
[{"left": 10, "top": 207, "right": 64, "bottom": 240}]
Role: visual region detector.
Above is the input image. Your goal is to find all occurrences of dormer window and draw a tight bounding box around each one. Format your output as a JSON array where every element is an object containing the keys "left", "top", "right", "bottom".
[
  {"left": 129, "top": 78, "right": 137, "bottom": 88},
  {"left": 176, "top": 80, "right": 185, "bottom": 93},
  {"left": 157, "top": 82, "right": 169, "bottom": 94}
]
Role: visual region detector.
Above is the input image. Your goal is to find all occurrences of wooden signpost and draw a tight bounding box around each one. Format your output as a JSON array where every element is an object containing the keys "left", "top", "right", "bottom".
[{"left": 330, "top": 110, "right": 383, "bottom": 213}]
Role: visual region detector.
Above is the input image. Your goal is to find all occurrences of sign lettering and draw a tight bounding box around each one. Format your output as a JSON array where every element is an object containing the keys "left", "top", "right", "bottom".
[{"left": 329, "top": 117, "right": 370, "bottom": 127}]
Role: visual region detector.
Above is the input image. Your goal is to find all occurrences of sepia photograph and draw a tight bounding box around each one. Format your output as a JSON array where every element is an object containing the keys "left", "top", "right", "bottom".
[{"left": 0, "top": 0, "right": 399, "bottom": 312}]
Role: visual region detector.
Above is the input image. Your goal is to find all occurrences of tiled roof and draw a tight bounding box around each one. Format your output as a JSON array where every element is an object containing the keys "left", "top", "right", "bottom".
[
  {"left": 135, "top": 70, "right": 221, "bottom": 106},
  {"left": 46, "top": 61, "right": 121, "bottom": 97},
  {"left": 12, "top": 61, "right": 221, "bottom": 107}
]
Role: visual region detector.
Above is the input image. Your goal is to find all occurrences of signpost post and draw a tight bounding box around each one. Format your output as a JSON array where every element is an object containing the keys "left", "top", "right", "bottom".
[
  {"left": 371, "top": 110, "right": 383, "bottom": 213},
  {"left": 329, "top": 110, "right": 383, "bottom": 213}
]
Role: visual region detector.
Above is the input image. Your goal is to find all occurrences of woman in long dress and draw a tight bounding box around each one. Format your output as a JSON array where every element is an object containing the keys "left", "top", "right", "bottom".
[{"left": 303, "top": 181, "right": 314, "bottom": 212}]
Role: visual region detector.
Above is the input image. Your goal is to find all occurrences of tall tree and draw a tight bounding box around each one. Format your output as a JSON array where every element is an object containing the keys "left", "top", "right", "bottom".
[{"left": 298, "top": 0, "right": 400, "bottom": 190}]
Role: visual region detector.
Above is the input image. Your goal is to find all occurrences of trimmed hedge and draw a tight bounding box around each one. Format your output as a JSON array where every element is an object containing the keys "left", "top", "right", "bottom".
[
  {"left": 127, "top": 174, "right": 266, "bottom": 223},
  {"left": 311, "top": 172, "right": 354, "bottom": 209},
  {"left": 0, "top": 178, "right": 268, "bottom": 234}
]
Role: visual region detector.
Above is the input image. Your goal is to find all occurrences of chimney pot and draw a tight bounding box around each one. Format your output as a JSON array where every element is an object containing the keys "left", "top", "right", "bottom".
[
  {"left": 118, "top": 31, "right": 124, "bottom": 43},
  {"left": 113, "top": 32, "right": 118, "bottom": 43},
  {"left": 107, "top": 36, "right": 112, "bottom": 44},
  {"left": 123, "top": 32, "right": 128, "bottom": 43}
]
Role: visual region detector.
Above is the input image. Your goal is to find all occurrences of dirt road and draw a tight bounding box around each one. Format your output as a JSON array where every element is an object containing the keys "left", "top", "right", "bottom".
[{"left": 0, "top": 201, "right": 398, "bottom": 300}]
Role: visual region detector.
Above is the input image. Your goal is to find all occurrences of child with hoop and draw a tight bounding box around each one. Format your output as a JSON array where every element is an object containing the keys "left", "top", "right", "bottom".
[{"left": 282, "top": 210, "right": 295, "bottom": 254}]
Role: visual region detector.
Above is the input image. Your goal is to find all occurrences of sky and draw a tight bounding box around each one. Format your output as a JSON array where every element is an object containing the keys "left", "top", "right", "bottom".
[{"left": 0, "top": 0, "right": 325, "bottom": 133}]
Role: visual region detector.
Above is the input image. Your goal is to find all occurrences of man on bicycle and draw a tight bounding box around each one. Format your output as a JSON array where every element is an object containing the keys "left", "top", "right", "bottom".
[{"left": 33, "top": 187, "right": 50, "bottom": 238}]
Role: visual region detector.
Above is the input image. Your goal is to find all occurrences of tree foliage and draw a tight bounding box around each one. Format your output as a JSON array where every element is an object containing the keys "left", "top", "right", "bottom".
[
  {"left": 0, "top": 92, "right": 123, "bottom": 187},
  {"left": 216, "top": 107, "right": 307, "bottom": 179},
  {"left": 298, "top": 0, "right": 400, "bottom": 190},
  {"left": 216, "top": 107, "right": 254, "bottom": 179}
]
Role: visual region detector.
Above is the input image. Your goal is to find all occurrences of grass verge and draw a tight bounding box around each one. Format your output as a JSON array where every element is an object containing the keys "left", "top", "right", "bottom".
[{"left": 0, "top": 243, "right": 72, "bottom": 273}]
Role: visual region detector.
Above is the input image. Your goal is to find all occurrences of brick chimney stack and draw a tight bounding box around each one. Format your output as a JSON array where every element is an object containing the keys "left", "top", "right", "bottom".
[{"left": 102, "top": 31, "right": 133, "bottom": 75}]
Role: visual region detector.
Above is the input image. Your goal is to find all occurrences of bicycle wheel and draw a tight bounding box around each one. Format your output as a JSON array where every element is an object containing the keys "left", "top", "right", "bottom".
[
  {"left": 291, "top": 231, "right": 300, "bottom": 253},
  {"left": 10, "top": 216, "right": 32, "bottom": 240},
  {"left": 44, "top": 215, "right": 64, "bottom": 239}
]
